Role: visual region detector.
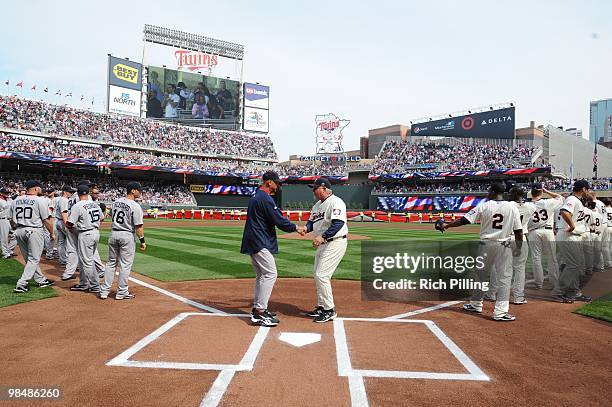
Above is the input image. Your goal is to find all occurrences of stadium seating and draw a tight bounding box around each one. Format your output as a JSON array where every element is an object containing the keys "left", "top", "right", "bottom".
[
  {"left": 370, "top": 140, "right": 540, "bottom": 175},
  {"left": 0, "top": 95, "right": 276, "bottom": 160},
  {"left": 0, "top": 174, "right": 196, "bottom": 205}
]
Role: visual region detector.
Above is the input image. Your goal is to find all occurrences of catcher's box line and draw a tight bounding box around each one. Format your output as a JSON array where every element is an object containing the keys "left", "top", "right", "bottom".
[{"left": 384, "top": 301, "right": 464, "bottom": 320}]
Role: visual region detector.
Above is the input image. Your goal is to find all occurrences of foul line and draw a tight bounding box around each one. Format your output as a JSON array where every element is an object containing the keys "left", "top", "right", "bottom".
[
  {"left": 128, "top": 275, "right": 230, "bottom": 315},
  {"left": 384, "top": 301, "right": 463, "bottom": 320}
]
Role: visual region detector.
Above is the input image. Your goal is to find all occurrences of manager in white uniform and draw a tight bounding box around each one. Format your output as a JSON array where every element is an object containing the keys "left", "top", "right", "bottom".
[{"left": 302, "top": 178, "right": 348, "bottom": 323}]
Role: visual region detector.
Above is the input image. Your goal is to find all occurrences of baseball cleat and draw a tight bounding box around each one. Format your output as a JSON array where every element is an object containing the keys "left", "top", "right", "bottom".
[
  {"left": 87, "top": 287, "right": 101, "bottom": 294},
  {"left": 61, "top": 275, "right": 77, "bottom": 281},
  {"left": 115, "top": 293, "right": 135, "bottom": 300},
  {"left": 38, "top": 279, "right": 55, "bottom": 288},
  {"left": 13, "top": 285, "right": 29, "bottom": 293},
  {"left": 250, "top": 309, "right": 278, "bottom": 327},
  {"left": 99, "top": 292, "right": 108, "bottom": 300},
  {"left": 511, "top": 299, "right": 528, "bottom": 305},
  {"left": 462, "top": 303, "right": 482, "bottom": 313},
  {"left": 313, "top": 309, "right": 337, "bottom": 323},
  {"left": 70, "top": 284, "right": 88, "bottom": 291},
  {"left": 305, "top": 306, "right": 324, "bottom": 317},
  {"left": 551, "top": 295, "right": 574, "bottom": 303},
  {"left": 493, "top": 313, "right": 516, "bottom": 322},
  {"left": 573, "top": 294, "right": 592, "bottom": 302}
]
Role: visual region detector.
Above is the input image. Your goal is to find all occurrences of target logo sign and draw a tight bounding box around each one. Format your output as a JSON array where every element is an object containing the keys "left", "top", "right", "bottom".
[{"left": 461, "top": 116, "right": 475, "bottom": 131}]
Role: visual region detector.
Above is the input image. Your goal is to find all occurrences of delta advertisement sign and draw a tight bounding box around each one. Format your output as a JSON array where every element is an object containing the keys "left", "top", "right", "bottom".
[
  {"left": 411, "top": 107, "right": 515, "bottom": 139},
  {"left": 243, "top": 83, "right": 269, "bottom": 109}
]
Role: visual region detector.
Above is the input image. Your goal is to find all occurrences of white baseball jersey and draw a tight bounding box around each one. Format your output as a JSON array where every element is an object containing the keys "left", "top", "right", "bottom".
[
  {"left": 606, "top": 206, "right": 612, "bottom": 227},
  {"left": 557, "top": 195, "right": 586, "bottom": 235},
  {"left": 594, "top": 199, "right": 607, "bottom": 223},
  {"left": 463, "top": 199, "right": 521, "bottom": 241},
  {"left": 528, "top": 196, "right": 563, "bottom": 230},
  {"left": 55, "top": 196, "right": 69, "bottom": 220},
  {"left": 513, "top": 201, "right": 536, "bottom": 234},
  {"left": 309, "top": 194, "right": 348, "bottom": 239},
  {"left": 0, "top": 198, "right": 9, "bottom": 218},
  {"left": 110, "top": 198, "right": 144, "bottom": 233},
  {"left": 590, "top": 209, "right": 604, "bottom": 234},
  {"left": 9, "top": 195, "right": 50, "bottom": 228}
]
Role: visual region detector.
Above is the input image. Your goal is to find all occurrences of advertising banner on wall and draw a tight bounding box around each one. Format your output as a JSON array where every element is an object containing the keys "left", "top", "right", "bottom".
[
  {"left": 410, "top": 107, "right": 515, "bottom": 139},
  {"left": 108, "top": 85, "right": 141, "bottom": 117},
  {"left": 243, "top": 107, "right": 269, "bottom": 133},
  {"left": 377, "top": 195, "right": 487, "bottom": 212},
  {"left": 108, "top": 56, "right": 142, "bottom": 91},
  {"left": 243, "top": 83, "right": 269, "bottom": 109}
]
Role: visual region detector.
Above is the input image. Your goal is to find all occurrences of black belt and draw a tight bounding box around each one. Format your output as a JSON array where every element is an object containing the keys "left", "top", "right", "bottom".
[
  {"left": 79, "top": 228, "right": 97, "bottom": 232},
  {"left": 112, "top": 228, "right": 131, "bottom": 232},
  {"left": 325, "top": 235, "right": 347, "bottom": 242},
  {"left": 0, "top": 217, "right": 7, "bottom": 220},
  {"left": 16, "top": 225, "right": 42, "bottom": 229}
]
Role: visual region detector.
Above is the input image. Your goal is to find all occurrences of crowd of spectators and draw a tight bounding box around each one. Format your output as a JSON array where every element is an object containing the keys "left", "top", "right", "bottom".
[
  {"left": 541, "top": 178, "right": 611, "bottom": 191},
  {"left": 0, "top": 96, "right": 276, "bottom": 160},
  {"left": 370, "top": 140, "right": 539, "bottom": 175},
  {"left": 0, "top": 173, "right": 195, "bottom": 205},
  {"left": 0, "top": 132, "right": 352, "bottom": 177}
]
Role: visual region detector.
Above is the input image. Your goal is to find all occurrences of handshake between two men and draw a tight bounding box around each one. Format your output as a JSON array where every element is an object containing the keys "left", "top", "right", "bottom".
[{"left": 295, "top": 225, "right": 326, "bottom": 248}]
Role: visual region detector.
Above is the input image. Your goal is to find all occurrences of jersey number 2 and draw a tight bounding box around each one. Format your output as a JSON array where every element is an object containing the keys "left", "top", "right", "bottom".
[{"left": 492, "top": 214, "right": 504, "bottom": 230}]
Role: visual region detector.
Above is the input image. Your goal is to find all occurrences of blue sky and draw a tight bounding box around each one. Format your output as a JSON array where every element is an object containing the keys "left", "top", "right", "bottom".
[{"left": 1, "top": 0, "right": 610, "bottom": 159}]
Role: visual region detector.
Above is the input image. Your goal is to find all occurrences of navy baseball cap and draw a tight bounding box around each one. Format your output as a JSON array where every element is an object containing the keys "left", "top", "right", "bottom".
[
  {"left": 310, "top": 177, "right": 332, "bottom": 189},
  {"left": 0, "top": 188, "right": 8, "bottom": 195},
  {"left": 573, "top": 179, "right": 590, "bottom": 190},
  {"left": 24, "top": 180, "right": 42, "bottom": 189},
  {"left": 532, "top": 183, "right": 543, "bottom": 190},
  {"left": 262, "top": 171, "right": 281, "bottom": 184},
  {"left": 77, "top": 184, "right": 90, "bottom": 196},
  {"left": 62, "top": 185, "right": 76, "bottom": 193},
  {"left": 126, "top": 181, "right": 142, "bottom": 192},
  {"left": 489, "top": 182, "right": 506, "bottom": 194}
]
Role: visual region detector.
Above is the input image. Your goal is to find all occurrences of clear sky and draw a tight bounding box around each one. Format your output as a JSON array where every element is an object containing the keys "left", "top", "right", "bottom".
[{"left": 1, "top": 0, "right": 610, "bottom": 160}]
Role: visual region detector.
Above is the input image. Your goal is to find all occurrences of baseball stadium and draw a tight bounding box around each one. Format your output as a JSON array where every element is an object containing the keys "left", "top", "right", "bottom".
[{"left": 1, "top": 2, "right": 611, "bottom": 407}]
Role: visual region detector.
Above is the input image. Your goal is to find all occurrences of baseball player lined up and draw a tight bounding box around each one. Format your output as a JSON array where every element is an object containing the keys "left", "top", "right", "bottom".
[
  {"left": 54, "top": 185, "right": 74, "bottom": 267},
  {"left": 241, "top": 171, "right": 305, "bottom": 327},
  {"left": 66, "top": 184, "right": 104, "bottom": 294},
  {"left": 605, "top": 200, "right": 612, "bottom": 268},
  {"left": 440, "top": 182, "right": 523, "bottom": 322},
  {"left": 527, "top": 185, "right": 563, "bottom": 289},
  {"left": 62, "top": 180, "right": 92, "bottom": 285},
  {"left": 0, "top": 188, "right": 17, "bottom": 259},
  {"left": 99, "top": 181, "right": 146, "bottom": 300},
  {"left": 301, "top": 178, "right": 348, "bottom": 323},
  {"left": 9, "top": 180, "right": 56, "bottom": 293},
  {"left": 553, "top": 180, "right": 591, "bottom": 303},
  {"left": 590, "top": 192, "right": 607, "bottom": 273}
]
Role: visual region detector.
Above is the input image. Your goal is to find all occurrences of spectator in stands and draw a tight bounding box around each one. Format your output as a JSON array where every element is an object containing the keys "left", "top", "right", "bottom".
[
  {"left": 146, "top": 90, "right": 163, "bottom": 118},
  {"left": 162, "top": 84, "right": 180, "bottom": 118},
  {"left": 192, "top": 94, "right": 209, "bottom": 120},
  {"left": 176, "top": 82, "right": 189, "bottom": 110},
  {"left": 148, "top": 70, "right": 163, "bottom": 103},
  {"left": 207, "top": 96, "right": 224, "bottom": 120},
  {"left": 215, "top": 80, "right": 233, "bottom": 111},
  {"left": 193, "top": 83, "right": 210, "bottom": 105}
]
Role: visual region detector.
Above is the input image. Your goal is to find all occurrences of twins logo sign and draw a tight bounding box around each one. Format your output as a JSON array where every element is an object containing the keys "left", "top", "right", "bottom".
[{"left": 315, "top": 113, "right": 350, "bottom": 154}]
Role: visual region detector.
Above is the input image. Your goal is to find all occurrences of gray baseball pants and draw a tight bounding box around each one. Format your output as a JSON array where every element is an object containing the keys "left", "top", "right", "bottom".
[
  {"left": 101, "top": 231, "right": 135, "bottom": 296},
  {"left": 0, "top": 218, "right": 17, "bottom": 257},
  {"left": 15, "top": 227, "right": 48, "bottom": 288},
  {"left": 77, "top": 229, "right": 100, "bottom": 290},
  {"left": 251, "top": 248, "right": 277, "bottom": 310}
]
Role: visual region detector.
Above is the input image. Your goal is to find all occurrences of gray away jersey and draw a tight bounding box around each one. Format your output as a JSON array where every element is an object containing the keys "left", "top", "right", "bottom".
[
  {"left": 55, "top": 196, "right": 69, "bottom": 220},
  {"left": 9, "top": 195, "right": 50, "bottom": 228},
  {"left": 110, "top": 198, "right": 144, "bottom": 233},
  {"left": 0, "top": 198, "right": 9, "bottom": 218},
  {"left": 68, "top": 200, "right": 103, "bottom": 231}
]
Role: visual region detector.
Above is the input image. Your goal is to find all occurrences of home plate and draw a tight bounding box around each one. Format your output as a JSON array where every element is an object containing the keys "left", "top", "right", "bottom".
[{"left": 278, "top": 332, "right": 322, "bottom": 347}]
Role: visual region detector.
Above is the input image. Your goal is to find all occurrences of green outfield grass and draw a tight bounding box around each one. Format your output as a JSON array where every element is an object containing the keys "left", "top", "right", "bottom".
[
  {"left": 97, "top": 223, "right": 480, "bottom": 282},
  {"left": 0, "top": 258, "right": 58, "bottom": 308},
  {"left": 575, "top": 292, "right": 612, "bottom": 323}
]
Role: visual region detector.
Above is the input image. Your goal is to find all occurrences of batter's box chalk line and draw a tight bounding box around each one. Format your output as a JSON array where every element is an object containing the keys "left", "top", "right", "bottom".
[
  {"left": 106, "top": 312, "right": 269, "bottom": 371},
  {"left": 333, "top": 317, "right": 490, "bottom": 382}
]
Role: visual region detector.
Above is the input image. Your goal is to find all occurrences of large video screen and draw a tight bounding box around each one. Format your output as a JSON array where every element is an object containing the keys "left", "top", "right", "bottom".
[
  {"left": 146, "top": 65, "right": 240, "bottom": 117},
  {"left": 410, "top": 107, "right": 515, "bottom": 139}
]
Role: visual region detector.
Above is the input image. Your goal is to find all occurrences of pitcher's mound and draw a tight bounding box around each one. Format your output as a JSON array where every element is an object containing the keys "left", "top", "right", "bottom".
[{"left": 279, "top": 233, "right": 370, "bottom": 241}]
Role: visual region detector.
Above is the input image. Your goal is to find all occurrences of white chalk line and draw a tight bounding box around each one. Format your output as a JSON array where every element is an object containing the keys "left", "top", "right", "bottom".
[{"left": 384, "top": 300, "right": 463, "bottom": 320}]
